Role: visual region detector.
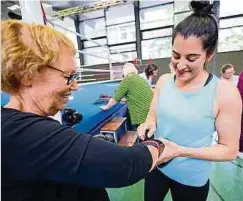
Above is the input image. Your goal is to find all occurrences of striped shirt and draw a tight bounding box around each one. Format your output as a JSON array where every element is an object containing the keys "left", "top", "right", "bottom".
[{"left": 114, "top": 74, "right": 153, "bottom": 125}]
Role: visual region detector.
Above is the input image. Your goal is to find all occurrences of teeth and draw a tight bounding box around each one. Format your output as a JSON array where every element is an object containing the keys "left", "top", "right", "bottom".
[{"left": 62, "top": 94, "right": 70, "bottom": 98}]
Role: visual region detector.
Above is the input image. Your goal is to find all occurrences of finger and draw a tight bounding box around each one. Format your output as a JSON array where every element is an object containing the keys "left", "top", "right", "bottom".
[
  {"left": 147, "top": 128, "right": 155, "bottom": 138},
  {"left": 137, "top": 126, "right": 145, "bottom": 140}
]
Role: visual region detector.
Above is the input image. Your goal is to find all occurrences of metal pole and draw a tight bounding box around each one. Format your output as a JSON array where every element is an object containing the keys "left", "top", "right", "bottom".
[{"left": 19, "top": 0, "right": 44, "bottom": 24}]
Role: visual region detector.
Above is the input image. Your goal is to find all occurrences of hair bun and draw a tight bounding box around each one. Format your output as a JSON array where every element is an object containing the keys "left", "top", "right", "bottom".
[{"left": 190, "top": 0, "right": 214, "bottom": 15}]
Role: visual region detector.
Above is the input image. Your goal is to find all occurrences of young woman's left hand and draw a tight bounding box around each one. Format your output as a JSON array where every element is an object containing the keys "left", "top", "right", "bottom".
[{"left": 157, "top": 139, "right": 183, "bottom": 165}]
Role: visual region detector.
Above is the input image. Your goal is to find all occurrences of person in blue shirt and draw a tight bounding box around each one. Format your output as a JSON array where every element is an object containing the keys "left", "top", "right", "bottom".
[{"left": 138, "top": 1, "right": 242, "bottom": 201}]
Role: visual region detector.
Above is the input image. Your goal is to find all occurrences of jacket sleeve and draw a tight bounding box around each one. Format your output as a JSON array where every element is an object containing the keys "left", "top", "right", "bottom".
[{"left": 4, "top": 117, "right": 152, "bottom": 188}]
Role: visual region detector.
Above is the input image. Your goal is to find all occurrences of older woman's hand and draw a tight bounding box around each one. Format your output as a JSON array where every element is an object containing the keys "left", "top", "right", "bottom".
[{"left": 157, "top": 139, "right": 183, "bottom": 165}]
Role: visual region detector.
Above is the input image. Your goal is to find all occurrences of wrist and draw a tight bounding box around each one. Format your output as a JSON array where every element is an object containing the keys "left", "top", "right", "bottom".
[
  {"left": 179, "top": 146, "right": 188, "bottom": 157},
  {"left": 142, "top": 139, "right": 164, "bottom": 157}
]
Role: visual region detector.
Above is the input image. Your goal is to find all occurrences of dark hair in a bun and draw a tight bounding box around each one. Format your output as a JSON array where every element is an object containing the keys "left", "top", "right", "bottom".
[
  {"left": 190, "top": 1, "right": 214, "bottom": 15},
  {"left": 172, "top": 0, "right": 218, "bottom": 55}
]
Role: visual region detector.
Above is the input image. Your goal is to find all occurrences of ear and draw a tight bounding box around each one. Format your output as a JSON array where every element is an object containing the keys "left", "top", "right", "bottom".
[
  {"left": 206, "top": 51, "right": 215, "bottom": 62},
  {"left": 20, "top": 73, "right": 32, "bottom": 87}
]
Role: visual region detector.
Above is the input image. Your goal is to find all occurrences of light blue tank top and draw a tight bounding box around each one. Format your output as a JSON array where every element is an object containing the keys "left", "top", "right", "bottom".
[{"left": 156, "top": 74, "right": 219, "bottom": 186}]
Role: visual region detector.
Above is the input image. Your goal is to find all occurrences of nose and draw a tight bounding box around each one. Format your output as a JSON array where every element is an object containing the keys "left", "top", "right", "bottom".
[
  {"left": 176, "top": 59, "right": 187, "bottom": 71},
  {"left": 70, "top": 80, "right": 78, "bottom": 91}
]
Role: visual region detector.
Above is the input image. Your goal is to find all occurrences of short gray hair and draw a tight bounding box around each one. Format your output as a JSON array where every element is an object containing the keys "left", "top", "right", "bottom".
[{"left": 122, "top": 63, "right": 138, "bottom": 77}]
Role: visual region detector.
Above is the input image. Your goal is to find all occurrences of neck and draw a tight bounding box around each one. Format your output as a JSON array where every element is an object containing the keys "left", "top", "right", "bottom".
[
  {"left": 5, "top": 91, "right": 46, "bottom": 116},
  {"left": 176, "top": 70, "right": 209, "bottom": 91}
]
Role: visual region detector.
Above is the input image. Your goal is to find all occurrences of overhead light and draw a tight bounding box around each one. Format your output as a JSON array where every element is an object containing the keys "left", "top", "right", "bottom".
[{"left": 7, "top": 5, "right": 20, "bottom": 11}]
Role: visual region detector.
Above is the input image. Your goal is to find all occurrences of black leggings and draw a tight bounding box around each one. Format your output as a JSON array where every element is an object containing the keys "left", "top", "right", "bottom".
[{"left": 145, "top": 168, "right": 209, "bottom": 201}]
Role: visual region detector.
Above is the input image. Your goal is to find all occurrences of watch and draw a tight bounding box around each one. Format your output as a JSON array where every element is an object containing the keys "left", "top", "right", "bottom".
[{"left": 142, "top": 139, "right": 165, "bottom": 157}]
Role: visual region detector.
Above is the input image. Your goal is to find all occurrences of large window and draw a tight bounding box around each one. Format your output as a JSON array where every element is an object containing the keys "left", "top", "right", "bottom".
[
  {"left": 79, "top": 9, "right": 104, "bottom": 20},
  {"left": 79, "top": 18, "right": 106, "bottom": 39},
  {"left": 140, "top": 1, "right": 173, "bottom": 8},
  {"left": 140, "top": 4, "right": 173, "bottom": 30},
  {"left": 219, "top": 0, "right": 243, "bottom": 17},
  {"left": 142, "top": 37, "right": 172, "bottom": 60},
  {"left": 109, "top": 43, "right": 136, "bottom": 53},
  {"left": 111, "top": 51, "right": 137, "bottom": 62},
  {"left": 106, "top": 4, "right": 135, "bottom": 25},
  {"left": 83, "top": 47, "right": 109, "bottom": 65},
  {"left": 83, "top": 38, "right": 107, "bottom": 48},
  {"left": 174, "top": 1, "right": 191, "bottom": 13},
  {"left": 142, "top": 28, "right": 172, "bottom": 39},
  {"left": 220, "top": 17, "right": 243, "bottom": 29},
  {"left": 174, "top": 11, "right": 192, "bottom": 26},
  {"left": 218, "top": 26, "right": 243, "bottom": 52},
  {"left": 107, "top": 22, "right": 136, "bottom": 45}
]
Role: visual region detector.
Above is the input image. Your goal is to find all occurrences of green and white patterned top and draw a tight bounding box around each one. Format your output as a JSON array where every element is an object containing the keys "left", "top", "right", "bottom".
[{"left": 114, "top": 74, "right": 153, "bottom": 125}]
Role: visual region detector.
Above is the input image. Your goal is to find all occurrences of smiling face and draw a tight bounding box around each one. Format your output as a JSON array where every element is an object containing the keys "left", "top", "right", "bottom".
[
  {"left": 28, "top": 46, "right": 78, "bottom": 116},
  {"left": 221, "top": 67, "right": 235, "bottom": 80},
  {"left": 171, "top": 34, "right": 214, "bottom": 83}
]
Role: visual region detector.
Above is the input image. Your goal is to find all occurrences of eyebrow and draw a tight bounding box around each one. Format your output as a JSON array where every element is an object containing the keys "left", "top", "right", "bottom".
[{"left": 172, "top": 50, "right": 201, "bottom": 57}]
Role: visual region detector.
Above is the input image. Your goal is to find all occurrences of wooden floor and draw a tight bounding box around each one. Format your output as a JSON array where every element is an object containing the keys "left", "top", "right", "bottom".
[{"left": 107, "top": 132, "right": 243, "bottom": 201}]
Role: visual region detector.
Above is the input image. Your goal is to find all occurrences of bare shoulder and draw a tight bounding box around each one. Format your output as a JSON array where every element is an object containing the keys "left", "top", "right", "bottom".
[
  {"left": 156, "top": 73, "right": 172, "bottom": 87},
  {"left": 217, "top": 80, "right": 241, "bottom": 106}
]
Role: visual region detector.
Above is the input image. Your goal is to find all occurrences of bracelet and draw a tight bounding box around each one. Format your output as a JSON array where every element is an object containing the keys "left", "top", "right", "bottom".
[
  {"left": 142, "top": 140, "right": 160, "bottom": 157},
  {"left": 142, "top": 139, "right": 165, "bottom": 157}
]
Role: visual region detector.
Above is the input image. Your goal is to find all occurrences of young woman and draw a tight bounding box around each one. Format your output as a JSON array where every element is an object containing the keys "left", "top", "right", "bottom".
[{"left": 138, "top": 1, "right": 242, "bottom": 201}]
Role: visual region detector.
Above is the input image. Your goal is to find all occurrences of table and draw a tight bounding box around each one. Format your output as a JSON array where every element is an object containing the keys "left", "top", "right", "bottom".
[{"left": 1, "top": 80, "right": 128, "bottom": 135}]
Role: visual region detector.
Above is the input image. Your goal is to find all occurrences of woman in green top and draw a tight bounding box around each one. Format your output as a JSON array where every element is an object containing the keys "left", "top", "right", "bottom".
[{"left": 101, "top": 63, "right": 153, "bottom": 129}]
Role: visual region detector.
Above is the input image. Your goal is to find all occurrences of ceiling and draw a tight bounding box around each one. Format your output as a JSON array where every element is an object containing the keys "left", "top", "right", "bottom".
[{"left": 1, "top": 0, "right": 104, "bottom": 20}]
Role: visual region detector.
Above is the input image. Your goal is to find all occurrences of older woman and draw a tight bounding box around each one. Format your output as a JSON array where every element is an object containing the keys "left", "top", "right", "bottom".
[
  {"left": 1, "top": 20, "right": 165, "bottom": 201},
  {"left": 101, "top": 63, "right": 153, "bottom": 130}
]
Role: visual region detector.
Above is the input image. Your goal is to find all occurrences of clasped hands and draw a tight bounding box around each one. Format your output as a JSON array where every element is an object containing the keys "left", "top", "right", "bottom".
[{"left": 137, "top": 123, "right": 183, "bottom": 165}]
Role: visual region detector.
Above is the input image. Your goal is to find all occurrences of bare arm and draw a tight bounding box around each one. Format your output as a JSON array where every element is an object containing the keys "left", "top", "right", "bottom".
[
  {"left": 181, "top": 81, "right": 242, "bottom": 161},
  {"left": 138, "top": 74, "right": 171, "bottom": 139},
  {"left": 101, "top": 98, "right": 117, "bottom": 110}
]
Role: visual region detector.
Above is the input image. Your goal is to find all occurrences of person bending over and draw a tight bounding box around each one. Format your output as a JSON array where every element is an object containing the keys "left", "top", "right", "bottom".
[
  {"left": 101, "top": 63, "right": 153, "bottom": 130},
  {"left": 139, "top": 63, "right": 159, "bottom": 87}
]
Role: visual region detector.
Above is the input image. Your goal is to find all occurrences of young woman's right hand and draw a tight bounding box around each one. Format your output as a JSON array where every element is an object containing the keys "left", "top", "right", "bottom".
[{"left": 137, "top": 123, "right": 156, "bottom": 140}]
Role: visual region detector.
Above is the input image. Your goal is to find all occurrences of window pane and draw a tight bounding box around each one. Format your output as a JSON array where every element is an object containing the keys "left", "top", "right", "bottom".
[
  {"left": 107, "top": 22, "right": 136, "bottom": 45},
  {"left": 140, "top": 0, "right": 173, "bottom": 8},
  {"left": 79, "top": 18, "right": 106, "bottom": 39},
  {"left": 140, "top": 4, "right": 174, "bottom": 30},
  {"left": 143, "top": 28, "right": 173, "bottom": 39},
  {"left": 174, "top": 11, "right": 192, "bottom": 26},
  {"left": 174, "top": 1, "right": 191, "bottom": 13},
  {"left": 106, "top": 4, "right": 135, "bottom": 25},
  {"left": 111, "top": 51, "right": 137, "bottom": 62},
  {"left": 110, "top": 43, "right": 136, "bottom": 53},
  {"left": 220, "top": 0, "right": 243, "bottom": 17},
  {"left": 79, "top": 9, "right": 104, "bottom": 20},
  {"left": 142, "top": 37, "right": 172, "bottom": 60},
  {"left": 220, "top": 17, "right": 243, "bottom": 29},
  {"left": 218, "top": 26, "right": 243, "bottom": 52},
  {"left": 83, "top": 47, "right": 109, "bottom": 65},
  {"left": 83, "top": 38, "right": 107, "bottom": 48}
]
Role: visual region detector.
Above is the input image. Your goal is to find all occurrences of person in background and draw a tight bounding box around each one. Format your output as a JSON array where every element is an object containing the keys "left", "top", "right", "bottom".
[
  {"left": 220, "top": 63, "right": 239, "bottom": 85},
  {"left": 237, "top": 71, "right": 243, "bottom": 159},
  {"left": 101, "top": 63, "right": 153, "bottom": 130},
  {"left": 137, "top": 1, "right": 242, "bottom": 201},
  {"left": 139, "top": 63, "right": 159, "bottom": 87},
  {"left": 1, "top": 20, "right": 167, "bottom": 201}
]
